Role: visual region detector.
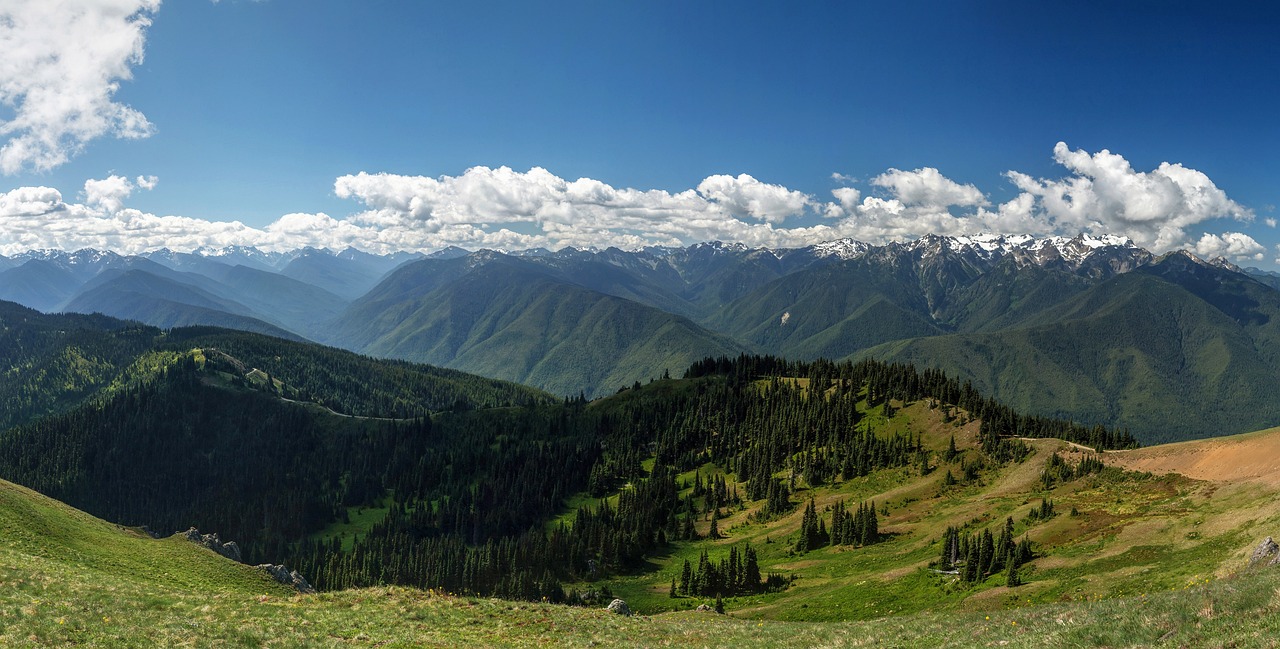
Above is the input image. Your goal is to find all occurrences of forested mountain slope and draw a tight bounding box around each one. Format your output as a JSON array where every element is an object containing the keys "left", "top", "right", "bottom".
[
  {"left": 7, "top": 236, "right": 1280, "bottom": 439},
  {"left": 1, "top": 348, "right": 1139, "bottom": 608},
  {"left": 63, "top": 268, "right": 305, "bottom": 341},
  {"left": 0, "top": 301, "right": 157, "bottom": 430},
  {"left": 327, "top": 255, "right": 750, "bottom": 397},
  {"left": 0, "top": 300, "right": 550, "bottom": 432},
  {"left": 865, "top": 254, "right": 1280, "bottom": 442}
]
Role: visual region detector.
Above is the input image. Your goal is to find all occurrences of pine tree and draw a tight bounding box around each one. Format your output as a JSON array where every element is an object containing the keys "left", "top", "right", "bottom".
[
  {"left": 863, "top": 501, "right": 879, "bottom": 545},
  {"left": 979, "top": 529, "right": 995, "bottom": 578},
  {"left": 796, "top": 499, "right": 820, "bottom": 552}
]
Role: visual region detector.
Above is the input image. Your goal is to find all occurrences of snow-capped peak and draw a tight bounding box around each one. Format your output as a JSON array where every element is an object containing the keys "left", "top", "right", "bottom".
[{"left": 810, "top": 238, "right": 870, "bottom": 260}]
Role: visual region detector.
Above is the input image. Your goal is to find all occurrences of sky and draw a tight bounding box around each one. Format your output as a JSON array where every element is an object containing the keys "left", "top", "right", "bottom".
[{"left": 0, "top": 1, "right": 1277, "bottom": 264}]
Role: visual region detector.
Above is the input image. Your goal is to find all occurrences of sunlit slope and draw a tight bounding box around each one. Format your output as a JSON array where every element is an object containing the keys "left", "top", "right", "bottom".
[
  {"left": 1106, "top": 424, "right": 1280, "bottom": 486},
  {"left": 583, "top": 399, "right": 1280, "bottom": 623},
  {"left": 5, "top": 455, "right": 1280, "bottom": 647},
  {"left": 0, "top": 478, "right": 289, "bottom": 595}
]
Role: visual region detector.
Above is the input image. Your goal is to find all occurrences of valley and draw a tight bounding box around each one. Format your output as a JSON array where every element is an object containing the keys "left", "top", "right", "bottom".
[
  {"left": 5, "top": 234, "right": 1280, "bottom": 440},
  {"left": 4, "top": 237, "right": 1280, "bottom": 646}
]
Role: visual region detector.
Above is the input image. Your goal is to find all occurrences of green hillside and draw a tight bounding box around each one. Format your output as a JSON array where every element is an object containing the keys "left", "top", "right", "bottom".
[
  {"left": 6, "top": 406, "right": 1280, "bottom": 646},
  {"left": 0, "top": 301, "right": 549, "bottom": 432},
  {"left": 709, "top": 259, "right": 941, "bottom": 359},
  {"left": 865, "top": 267, "right": 1280, "bottom": 442},
  {"left": 0, "top": 301, "right": 157, "bottom": 431},
  {"left": 330, "top": 259, "right": 749, "bottom": 397}
]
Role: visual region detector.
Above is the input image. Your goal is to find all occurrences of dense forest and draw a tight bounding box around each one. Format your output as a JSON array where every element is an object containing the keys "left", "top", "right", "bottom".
[{"left": 0, "top": 335, "right": 1136, "bottom": 602}]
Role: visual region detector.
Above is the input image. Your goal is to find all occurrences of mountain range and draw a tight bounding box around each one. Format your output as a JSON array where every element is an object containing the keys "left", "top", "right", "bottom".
[{"left": 3, "top": 233, "right": 1278, "bottom": 440}]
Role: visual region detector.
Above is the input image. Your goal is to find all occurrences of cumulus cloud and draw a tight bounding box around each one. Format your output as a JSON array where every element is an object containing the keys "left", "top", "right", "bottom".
[
  {"left": 0, "top": 186, "right": 64, "bottom": 218},
  {"left": 83, "top": 174, "right": 153, "bottom": 213},
  {"left": 1005, "top": 142, "right": 1252, "bottom": 251},
  {"left": 0, "top": 1, "right": 159, "bottom": 174},
  {"left": 871, "top": 167, "right": 987, "bottom": 208},
  {"left": 0, "top": 143, "right": 1262, "bottom": 261},
  {"left": 334, "top": 166, "right": 815, "bottom": 250},
  {"left": 695, "top": 174, "right": 811, "bottom": 222},
  {"left": 1191, "top": 232, "right": 1264, "bottom": 261}
]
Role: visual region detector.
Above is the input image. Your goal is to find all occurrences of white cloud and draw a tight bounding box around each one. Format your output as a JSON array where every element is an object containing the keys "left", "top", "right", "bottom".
[
  {"left": 695, "top": 173, "right": 812, "bottom": 222},
  {"left": 1192, "top": 232, "right": 1264, "bottom": 261},
  {"left": 0, "top": 186, "right": 64, "bottom": 218},
  {"left": 1005, "top": 142, "right": 1252, "bottom": 252},
  {"left": 871, "top": 167, "right": 987, "bottom": 208},
  {"left": 0, "top": 1, "right": 160, "bottom": 174},
  {"left": 83, "top": 174, "right": 147, "bottom": 213},
  {"left": 1267, "top": 218, "right": 1277, "bottom": 228},
  {"left": 0, "top": 143, "right": 1261, "bottom": 260}
]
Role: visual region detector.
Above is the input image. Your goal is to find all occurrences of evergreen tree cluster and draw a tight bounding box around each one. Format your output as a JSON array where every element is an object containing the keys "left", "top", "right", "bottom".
[
  {"left": 939, "top": 517, "right": 1032, "bottom": 587},
  {"left": 690, "top": 354, "right": 1138, "bottom": 451},
  {"left": 795, "top": 498, "right": 880, "bottom": 553},
  {"left": 676, "top": 543, "right": 777, "bottom": 597},
  {"left": 1040, "top": 452, "right": 1107, "bottom": 489},
  {"left": 829, "top": 500, "right": 879, "bottom": 547},
  {"left": 1024, "top": 499, "right": 1055, "bottom": 523},
  {"left": 0, "top": 347, "right": 1135, "bottom": 604}
]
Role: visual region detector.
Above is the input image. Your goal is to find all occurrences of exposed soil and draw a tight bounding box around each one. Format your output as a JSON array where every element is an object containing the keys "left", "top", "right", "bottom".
[{"left": 1106, "top": 427, "right": 1280, "bottom": 487}]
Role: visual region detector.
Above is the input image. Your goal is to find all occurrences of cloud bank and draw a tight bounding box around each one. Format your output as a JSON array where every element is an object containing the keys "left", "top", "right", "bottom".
[
  {"left": 0, "top": 1, "right": 159, "bottom": 174},
  {"left": 0, "top": 143, "right": 1263, "bottom": 262}
]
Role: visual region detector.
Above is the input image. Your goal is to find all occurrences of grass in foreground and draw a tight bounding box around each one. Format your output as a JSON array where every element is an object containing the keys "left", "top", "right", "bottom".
[
  {"left": 5, "top": 472, "right": 1280, "bottom": 647},
  {"left": 4, "top": 543, "right": 1280, "bottom": 648}
]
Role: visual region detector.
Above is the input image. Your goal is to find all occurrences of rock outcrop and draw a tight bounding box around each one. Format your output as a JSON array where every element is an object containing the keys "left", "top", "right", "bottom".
[
  {"left": 605, "top": 598, "right": 631, "bottom": 616},
  {"left": 180, "top": 527, "right": 242, "bottom": 563},
  {"left": 1249, "top": 536, "right": 1280, "bottom": 568},
  {"left": 256, "top": 564, "right": 316, "bottom": 594}
]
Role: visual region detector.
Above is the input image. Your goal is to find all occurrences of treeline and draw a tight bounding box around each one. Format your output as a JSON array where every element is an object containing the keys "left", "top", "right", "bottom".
[
  {"left": 687, "top": 354, "right": 1139, "bottom": 450},
  {"left": 161, "top": 328, "right": 553, "bottom": 415},
  {"left": 293, "top": 357, "right": 931, "bottom": 594},
  {"left": 0, "top": 349, "right": 1138, "bottom": 603},
  {"left": 1041, "top": 452, "right": 1106, "bottom": 489}
]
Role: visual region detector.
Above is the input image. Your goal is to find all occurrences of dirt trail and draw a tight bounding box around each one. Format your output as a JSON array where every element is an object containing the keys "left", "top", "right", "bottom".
[{"left": 1105, "top": 426, "right": 1280, "bottom": 487}]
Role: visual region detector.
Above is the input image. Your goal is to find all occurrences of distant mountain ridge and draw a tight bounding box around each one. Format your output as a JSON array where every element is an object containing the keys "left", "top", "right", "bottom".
[{"left": 4, "top": 234, "right": 1280, "bottom": 438}]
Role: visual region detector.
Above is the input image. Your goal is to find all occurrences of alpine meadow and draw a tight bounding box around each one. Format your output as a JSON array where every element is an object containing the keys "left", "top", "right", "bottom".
[{"left": 3, "top": 3, "right": 1280, "bottom": 648}]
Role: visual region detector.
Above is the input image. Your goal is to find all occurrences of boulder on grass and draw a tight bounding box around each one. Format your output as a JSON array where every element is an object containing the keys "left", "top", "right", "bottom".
[{"left": 1249, "top": 536, "right": 1280, "bottom": 568}]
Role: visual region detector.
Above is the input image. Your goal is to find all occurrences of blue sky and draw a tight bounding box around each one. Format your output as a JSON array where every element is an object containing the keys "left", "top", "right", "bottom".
[{"left": 0, "top": 1, "right": 1276, "bottom": 263}]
